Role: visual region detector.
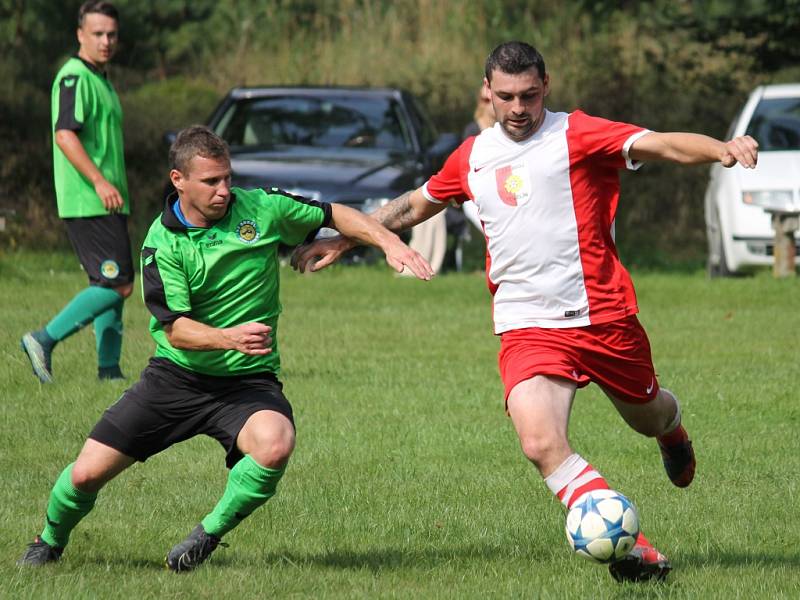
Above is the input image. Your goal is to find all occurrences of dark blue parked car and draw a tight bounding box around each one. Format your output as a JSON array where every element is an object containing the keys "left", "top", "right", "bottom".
[{"left": 209, "top": 86, "right": 459, "bottom": 224}]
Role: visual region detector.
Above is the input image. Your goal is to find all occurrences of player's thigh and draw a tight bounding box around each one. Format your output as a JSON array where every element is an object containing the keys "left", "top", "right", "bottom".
[
  {"left": 71, "top": 438, "right": 136, "bottom": 493},
  {"left": 205, "top": 374, "right": 296, "bottom": 469},
  {"left": 507, "top": 376, "right": 576, "bottom": 450}
]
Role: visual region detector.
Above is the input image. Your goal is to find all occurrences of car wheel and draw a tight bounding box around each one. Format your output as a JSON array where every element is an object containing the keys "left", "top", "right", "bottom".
[{"left": 707, "top": 209, "right": 734, "bottom": 278}]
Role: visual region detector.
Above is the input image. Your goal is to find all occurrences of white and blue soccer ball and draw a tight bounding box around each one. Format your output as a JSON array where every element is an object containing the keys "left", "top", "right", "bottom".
[{"left": 565, "top": 489, "right": 639, "bottom": 564}]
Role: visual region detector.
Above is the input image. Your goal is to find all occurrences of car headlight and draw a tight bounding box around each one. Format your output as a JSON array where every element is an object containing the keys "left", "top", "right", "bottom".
[
  {"left": 742, "top": 190, "right": 797, "bottom": 212},
  {"left": 360, "top": 197, "right": 391, "bottom": 214}
]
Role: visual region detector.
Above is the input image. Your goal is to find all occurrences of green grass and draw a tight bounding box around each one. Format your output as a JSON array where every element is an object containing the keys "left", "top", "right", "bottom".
[{"left": 1, "top": 251, "right": 799, "bottom": 599}]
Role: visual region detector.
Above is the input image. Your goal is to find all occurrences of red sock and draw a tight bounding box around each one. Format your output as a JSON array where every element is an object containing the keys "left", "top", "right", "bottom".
[
  {"left": 545, "top": 454, "right": 656, "bottom": 550},
  {"left": 658, "top": 424, "right": 689, "bottom": 447}
]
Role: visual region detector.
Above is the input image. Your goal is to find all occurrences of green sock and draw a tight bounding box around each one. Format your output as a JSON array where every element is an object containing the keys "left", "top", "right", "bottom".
[
  {"left": 201, "top": 455, "right": 286, "bottom": 538},
  {"left": 44, "top": 286, "right": 122, "bottom": 342},
  {"left": 94, "top": 303, "right": 123, "bottom": 369},
  {"left": 40, "top": 464, "right": 97, "bottom": 549}
]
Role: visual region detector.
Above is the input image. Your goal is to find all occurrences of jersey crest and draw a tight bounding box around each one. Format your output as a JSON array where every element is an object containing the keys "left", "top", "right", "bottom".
[
  {"left": 236, "top": 219, "right": 260, "bottom": 243},
  {"left": 495, "top": 164, "right": 531, "bottom": 207}
]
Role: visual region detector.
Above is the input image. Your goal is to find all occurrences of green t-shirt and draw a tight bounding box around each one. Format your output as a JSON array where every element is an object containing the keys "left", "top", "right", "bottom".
[
  {"left": 141, "top": 187, "right": 331, "bottom": 376},
  {"left": 51, "top": 56, "right": 129, "bottom": 218}
]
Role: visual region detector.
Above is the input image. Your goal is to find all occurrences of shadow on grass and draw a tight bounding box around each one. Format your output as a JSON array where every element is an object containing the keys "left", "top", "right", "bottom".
[
  {"left": 256, "top": 544, "right": 543, "bottom": 572},
  {"left": 680, "top": 550, "right": 800, "bottom": 569}
]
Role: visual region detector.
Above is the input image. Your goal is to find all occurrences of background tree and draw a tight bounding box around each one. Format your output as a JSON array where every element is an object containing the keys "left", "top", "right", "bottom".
[{"left": 1, "top": 0, "right": 796, "bottom": 266}]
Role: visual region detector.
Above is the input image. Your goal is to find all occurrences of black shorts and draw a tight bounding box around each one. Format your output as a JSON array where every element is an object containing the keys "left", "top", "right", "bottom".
[
  {"left": 89, "top": 357, "right": 294, "bottom": 468},
  {"left": 64, "top": 214, "right": 134, "bottom": 287}
]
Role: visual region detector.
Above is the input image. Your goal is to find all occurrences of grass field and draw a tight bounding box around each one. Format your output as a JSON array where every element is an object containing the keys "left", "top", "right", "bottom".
[{"left": 1, "top": 251, "right": 799, "bottom": 599}]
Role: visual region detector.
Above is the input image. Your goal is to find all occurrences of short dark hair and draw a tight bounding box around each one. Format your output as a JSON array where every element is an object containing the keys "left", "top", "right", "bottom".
[
  {"left": 78, "top": 1, "right": 119, "bottom": 27},
  {"left": 170, "top": 125, "right": 230, "bottom": 174},
  {"left": 485, "top": 41, "right": 546, "bottom": 82}
]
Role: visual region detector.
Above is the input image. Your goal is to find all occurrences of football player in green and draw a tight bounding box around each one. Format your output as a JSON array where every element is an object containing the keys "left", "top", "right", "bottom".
[
  {"left": 21, "top": 1, "right": 134, "bottom": 383},
  {"left": 18, "top": 125, "right": 433, "bottom": 570}
]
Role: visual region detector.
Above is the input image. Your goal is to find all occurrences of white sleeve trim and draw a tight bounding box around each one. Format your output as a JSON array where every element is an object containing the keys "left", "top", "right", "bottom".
[
  {"left": 421, "top": 182, "right": 446, "bottom": 204},
  {"left": 622, "top": 129, "right": 652, "bottom": 171}
]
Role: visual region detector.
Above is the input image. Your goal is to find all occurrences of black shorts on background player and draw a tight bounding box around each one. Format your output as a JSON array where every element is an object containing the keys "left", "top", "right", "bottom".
[{"left": 65, "top": 214, "right": 134, "bottom": 287}]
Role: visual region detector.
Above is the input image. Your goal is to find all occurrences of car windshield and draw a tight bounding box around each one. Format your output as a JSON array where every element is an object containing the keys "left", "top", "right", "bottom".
[
  {"left": 744, "top": 97, "right": 800, "bottom": 151},
  {"left": 215, "top": 95, "right": 412, "bottom": 152}
]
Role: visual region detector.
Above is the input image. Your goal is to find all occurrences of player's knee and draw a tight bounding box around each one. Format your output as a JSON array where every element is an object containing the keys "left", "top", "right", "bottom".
[
  {"left": 518, "top": 432, "right": 566, "bottom": 469},
  {"left": 114, "top": 283, "right": 134, "bottom": 299},
  {"left": 70, "top": 462, "right": 109, "bottom": 494},
  {"left": 248, "top": 427, "right": 295, "bottom": 468}
]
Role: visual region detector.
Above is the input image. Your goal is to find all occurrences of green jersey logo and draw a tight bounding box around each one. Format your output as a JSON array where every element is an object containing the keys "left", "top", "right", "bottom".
[{"left": 236, "top": 219, "right": 260, "bottom": 244}]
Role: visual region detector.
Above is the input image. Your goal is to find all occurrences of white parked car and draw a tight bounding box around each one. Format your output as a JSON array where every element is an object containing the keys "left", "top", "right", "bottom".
[{"left": 704, "top": 83, "right": 800, "bottom": 276}]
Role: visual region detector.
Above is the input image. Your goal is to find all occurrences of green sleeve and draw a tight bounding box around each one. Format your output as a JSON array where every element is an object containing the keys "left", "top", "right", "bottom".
[
  {"left": 141, "top": 242, "right": 192, "bottom": 323},
  {"left": 267, "top": 189, "right": 332, "bottom": 246},
  {"left": 54, "top": 73, "right": 88, "bottom": 131}
]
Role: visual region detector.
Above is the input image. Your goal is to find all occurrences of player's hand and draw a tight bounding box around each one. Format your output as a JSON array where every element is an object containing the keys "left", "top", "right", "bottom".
[
  {"left": 381, "top": 239, "right": 434, "bottom": 281},
  {"left": 291, "top": 236, "right": 354, "bottom": 273},
  {"left": 223, "top": 322, "right": 273, "bottom": 355},
  {"left": 95, "top": 179, "right": 125, "bottom": 212},
  {"left": 721, "top": 135, "right": 758, "bottom": 169}
]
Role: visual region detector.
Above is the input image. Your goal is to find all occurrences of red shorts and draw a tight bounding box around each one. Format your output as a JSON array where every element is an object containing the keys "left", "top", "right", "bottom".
[{"left": 498, "top": 315, "right": 659, "bottom": 405}]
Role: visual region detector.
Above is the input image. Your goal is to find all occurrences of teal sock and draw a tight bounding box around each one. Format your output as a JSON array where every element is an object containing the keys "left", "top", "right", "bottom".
[
  {"left": 44, "top": 286, "right": 122, "bottom": 342},
  {"left": 94, "top": 303, "right": 123, "bottom": 369},
  {"left": 40, "top": 464, "right": 98, "bottom": 549},
  {"left": 201, "top": 455, "right": 286, "bottom": 538}
]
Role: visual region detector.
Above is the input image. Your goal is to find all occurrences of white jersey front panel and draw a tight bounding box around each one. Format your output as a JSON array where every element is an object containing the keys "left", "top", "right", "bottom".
[
  {"left": 467, "top": 113, "right": 589, "bottom": 329},
  {"left": 423, "top": 109, "right": 648, "bottom": 334}
]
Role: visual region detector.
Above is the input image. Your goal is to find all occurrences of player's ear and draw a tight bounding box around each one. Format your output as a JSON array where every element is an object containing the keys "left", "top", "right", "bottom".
[
  {"left": 169, "top": 169, "right": 184, "bottom": 193},
  {"left": 543, "top": 73, "right": 550, "bottom": 97}
]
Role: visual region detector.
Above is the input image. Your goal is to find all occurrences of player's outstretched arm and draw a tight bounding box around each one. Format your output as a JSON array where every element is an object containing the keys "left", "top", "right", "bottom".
[
  {"left": 165, "top": 317, "right": 273, "bottom": 355},
  {"left": 629, "top": 132, "right": 758, "bottom": 169},
  {"left": 325, "top": 202, "right": 435, "bottom": 280},
  {"left": 291, "top": 188, "right": 442, "bottom": 275}
]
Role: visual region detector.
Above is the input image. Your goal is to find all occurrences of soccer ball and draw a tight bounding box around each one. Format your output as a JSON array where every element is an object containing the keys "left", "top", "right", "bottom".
[{"left": 565, "top": 489, "right": 639, "bottom": 564}]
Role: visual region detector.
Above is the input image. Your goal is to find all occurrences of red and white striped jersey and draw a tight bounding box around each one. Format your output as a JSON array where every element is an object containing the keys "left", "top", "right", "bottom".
[{"left": 422, "top": 109, "right": 650, "bottom": 333}]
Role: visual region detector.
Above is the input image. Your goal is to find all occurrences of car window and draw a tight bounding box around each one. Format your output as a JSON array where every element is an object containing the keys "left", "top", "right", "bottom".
[
  {"left": 215, "top": 95, "right": 412, "bottom": 151},
  {"left": 744, "top": 97, "right": 800, "bottom": 150},
  {"left": 405, "top": 94, "right": 437, "bottom": 149}
]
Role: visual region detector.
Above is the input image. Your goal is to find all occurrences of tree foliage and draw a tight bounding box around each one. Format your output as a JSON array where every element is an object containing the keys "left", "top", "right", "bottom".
[{"left": 1, "top": 0, "right": 797, "bottom": 264}]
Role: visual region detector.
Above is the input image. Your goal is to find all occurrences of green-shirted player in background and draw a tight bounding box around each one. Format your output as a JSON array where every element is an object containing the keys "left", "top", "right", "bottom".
[
  {"left": 21, "top": 1, "right": 133, "bottom": 383},
  {"left": 17, "top": 125, "right": 434, "bottom": 570}
]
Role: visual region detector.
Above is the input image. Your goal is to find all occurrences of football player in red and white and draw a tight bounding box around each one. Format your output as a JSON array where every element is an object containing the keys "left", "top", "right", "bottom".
[{"left": 292, "top": 41, "right": 758, "bottom": 582}]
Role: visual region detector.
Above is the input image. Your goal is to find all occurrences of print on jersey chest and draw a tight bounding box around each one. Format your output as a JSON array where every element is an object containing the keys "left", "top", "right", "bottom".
[{"left": 494, "top": 163, "right": 532, "bottom": 207}]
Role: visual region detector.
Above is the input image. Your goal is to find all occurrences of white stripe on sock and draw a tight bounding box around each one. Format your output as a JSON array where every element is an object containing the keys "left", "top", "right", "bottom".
[
  {"left": 545, "top": 454, "right": 588, "bottom": 496},
  {"left": 561, "top": 470, "right": 604, "bottom": 507}
]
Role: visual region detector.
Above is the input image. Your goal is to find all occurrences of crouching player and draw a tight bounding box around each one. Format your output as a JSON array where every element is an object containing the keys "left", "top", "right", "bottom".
[{"left": 18, "top": 125, "right": 433, "bottom": 571}]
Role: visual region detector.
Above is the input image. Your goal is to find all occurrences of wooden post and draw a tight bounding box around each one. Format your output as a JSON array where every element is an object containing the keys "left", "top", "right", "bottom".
[{"left": 771, "top": 212, "right": 799, "bottom": 278}]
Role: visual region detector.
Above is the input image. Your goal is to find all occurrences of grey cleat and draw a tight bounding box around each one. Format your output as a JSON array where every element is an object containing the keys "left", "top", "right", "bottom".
[
  {"left": 20, "top": 332, "right": 54, "bottom": 383},
  {"left": 17, "top": 536, "right": 63, "bottom": 566},
  {"left": 165, "top": 524, "right": 227, "bottom": 572}
]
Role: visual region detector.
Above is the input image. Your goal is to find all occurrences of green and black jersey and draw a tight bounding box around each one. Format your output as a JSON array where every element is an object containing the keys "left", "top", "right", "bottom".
[
  {"left": 141, "top": 187, "right": 332, "bottom": 377},
  {"left": 51, "top": 56, "right": 129, "bottom": 218}
]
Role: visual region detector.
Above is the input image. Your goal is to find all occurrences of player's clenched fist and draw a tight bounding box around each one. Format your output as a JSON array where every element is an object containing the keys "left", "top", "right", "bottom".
[{"left": 223, "top": 322, "right": 273, "bottom": 355}]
